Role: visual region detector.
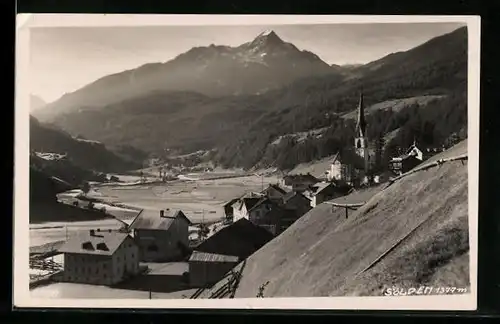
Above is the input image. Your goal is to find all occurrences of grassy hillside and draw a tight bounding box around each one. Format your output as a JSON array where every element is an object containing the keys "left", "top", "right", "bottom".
[
  {"left": 227, "top": 140, "right": 468, "bottom": 297},
  {"left": 30, "top": 201, "right": 111, "bottom": 224},
  {"left": 30, "top": 116, "right": 141, "bottom": 173}
]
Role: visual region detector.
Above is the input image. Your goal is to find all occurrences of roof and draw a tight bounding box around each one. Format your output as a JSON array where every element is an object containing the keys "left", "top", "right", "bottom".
[
  {"left": 241, "top": 197, "right": 262, "bottom": 211},
  {"left": 58, "top": 231, "right": 131, "bottom": 256},
  {"left": 194, "top": 218, "right": 274, "bottom": 260},
  {"left": 331, "top": 152, "right": 340, "bottom": 165},
  {"left": 283, "top": 174, "right": 319, "bottom": 184},
  {"left": 310, "top": 182, "right": 336, "bottom": 195},
  {"left": 189, "top": 251, "right": 239, "bottom": 263},
  {"left": 355, "top": 92, "right": 367, "bottom": 136},
  {"left": 223, "top": 197, "right": 241, "bottom": 208},
  {"left": 129, "top": 209, "right": 192, "bottom": 230},
  {"left": 283, "top": 191, "right": 308, "bottom": 203},
  {"left": 263, "top": 184, "right": 287, "bottom": 195},
  {"left": 248, "top": 197, "right": 278, "bottom": 212}
]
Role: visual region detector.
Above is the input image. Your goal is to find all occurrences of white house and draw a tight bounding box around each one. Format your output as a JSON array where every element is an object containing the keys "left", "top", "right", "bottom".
[
  {"left": 129, "top": 209, "right": 192, "bottom": 262},
  {"left": 326, "top": 152, "right": 342, "bottom": 181},
  {"left": 58, "top": 230, "right": 140, "bottom": 286},
  {"left": 232, "top": 197, "right": 261, "bottom": 222}
]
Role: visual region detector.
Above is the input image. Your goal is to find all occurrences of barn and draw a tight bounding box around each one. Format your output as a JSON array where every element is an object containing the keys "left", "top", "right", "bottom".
[
  {"left": 188, "top": 251, "right": 239, "bottom": 288},
  {"left": 193, "top": 218, "right": 274, "bottom": 260}
]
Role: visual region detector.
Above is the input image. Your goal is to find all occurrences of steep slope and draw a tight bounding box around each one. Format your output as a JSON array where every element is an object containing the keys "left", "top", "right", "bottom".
[
  {"left": 229, "top": 140, "right": 468, "bottom": 297},
  {"left": 30, "top": 116, "right": 140, "bottom": 173},
  {"left": 33, "top": 30, "right": 340, "bottom": 122},
  {"left": 30, "top": 167, "right": 74, "bottom": 203}
]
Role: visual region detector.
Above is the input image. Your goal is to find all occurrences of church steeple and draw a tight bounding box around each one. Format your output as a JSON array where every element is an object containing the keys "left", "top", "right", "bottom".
[
  {"left": 353, "top": 91, "right": 370, "bottom": 176},
  {"left": 355, "top": 92, "right": 366, "bottom": 137}
]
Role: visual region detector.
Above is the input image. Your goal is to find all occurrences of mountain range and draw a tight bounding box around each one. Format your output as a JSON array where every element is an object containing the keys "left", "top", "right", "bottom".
[
  {"left": 32, "top": 26, "right": 468, "bottom": 172},
  {"left": 34, "top": 30, "right": 342, "bottom": 120}
]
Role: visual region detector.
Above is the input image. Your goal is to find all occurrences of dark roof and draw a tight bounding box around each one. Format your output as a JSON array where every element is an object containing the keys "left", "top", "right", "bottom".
[
  {"left": 194, "top": 218, "right": 274, "bottom": 260},
  {"left": 129, "top": 209, "right": 192, "bottom": 230},
  {"left": 58, "top": 231, "right": 132, "bottom": 256},
  {"left": 283, "top": 174, "right": 319, "bottom": 184},
  {"left": 355, "top": 92, "right": 367, "bottom": 136},
  {"left": 331, "top": 152, "right": 341, "bottom": 164},
  {"left": 189, "top": 251, "right": 239, "bottom": 263},
  {"left": 311, "top": 182, "right": 336, "bottom": 195},
  {"left": 241, "top": 197, "right": 261, "bottom": 211},
  {"left": 263, "top": 184, "right": 287, "bottom": 195},
  {"left": 283, "top": 191, "right": 308, "bottom": 203},
  {"left": 223, "top": 197, "right": 241, "bottom": 208},
  {"left": 247, "top": 197, "right": 279, "bottom": 212}
]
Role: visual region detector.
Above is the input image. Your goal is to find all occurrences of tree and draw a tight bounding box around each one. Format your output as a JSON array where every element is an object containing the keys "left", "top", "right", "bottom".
[
  {"left": 81, "top": 181, "right": 91, "bottom": 196},
  {"left": 373, "top": 133, "right": 386, "bottom": 173}
]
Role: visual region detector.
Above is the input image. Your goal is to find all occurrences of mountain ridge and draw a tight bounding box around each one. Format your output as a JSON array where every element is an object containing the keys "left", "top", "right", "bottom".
[
  {"left": 32, "top": 26, "right": 468, "bottom": 172},
  {"left": 33, "top": 30, "right": 342, "bottom": 121}
]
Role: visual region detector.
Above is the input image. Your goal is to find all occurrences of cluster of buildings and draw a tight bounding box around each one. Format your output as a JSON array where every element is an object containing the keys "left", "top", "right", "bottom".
[
  {"left": 50, "top": 92, "right": 450, "bottom": 292},
  {"left": 324, "top": 92, "right": 445, "bottom": 185},
  {"left": 55, "top": 204, "right": 276, "bottom": 289}
]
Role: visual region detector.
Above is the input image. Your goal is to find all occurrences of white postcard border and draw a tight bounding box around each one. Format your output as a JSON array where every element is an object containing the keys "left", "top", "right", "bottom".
[{"left": 14, "top": 14, "right": 480, "bottom": 310}]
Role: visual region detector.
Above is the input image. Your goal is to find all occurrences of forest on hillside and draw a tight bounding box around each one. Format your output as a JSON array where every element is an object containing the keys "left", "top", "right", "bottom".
[
  {"left": 211, "top": 82, "right": 467, "bottom": 171},
  {"left": 210, "top": 28, "right": 468, "bottom": 171}
]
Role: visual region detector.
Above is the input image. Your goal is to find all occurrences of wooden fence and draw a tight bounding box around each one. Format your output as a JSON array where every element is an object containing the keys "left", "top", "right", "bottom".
[{"left": 189, "top": 260, "right": 247, "bottom": 299}]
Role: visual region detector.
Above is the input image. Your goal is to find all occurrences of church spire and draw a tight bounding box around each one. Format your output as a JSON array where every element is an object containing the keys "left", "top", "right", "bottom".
[{"left": 355, "top": 91, "right": 366, "bottom": 137}]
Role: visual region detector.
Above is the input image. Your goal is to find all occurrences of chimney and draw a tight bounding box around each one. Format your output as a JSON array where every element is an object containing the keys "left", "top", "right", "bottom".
[
  {"left": 90, "top": 229, "right": 95, "bottom": 236},
  {"left": 160, "top": 210, "right": 164, "bottom": 217}
]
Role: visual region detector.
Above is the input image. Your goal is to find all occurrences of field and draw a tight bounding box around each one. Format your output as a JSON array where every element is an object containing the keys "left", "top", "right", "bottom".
[
  {"left": 31, "top": 261, "right": 196, "bottom": 299},
  {"left": 93, "top": 173, "right": 280, "bottom": 224},
  {"left": 30, "top": 172, "right": 280, "bottom": 248},
  {"left": 31, "top": 282, "right": 196, "bottom": 299}
]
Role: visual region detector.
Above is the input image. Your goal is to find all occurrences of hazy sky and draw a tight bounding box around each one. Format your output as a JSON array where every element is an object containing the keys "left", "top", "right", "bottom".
[{"left": 30, "top": 22, "right": 465, "bottom": 103}]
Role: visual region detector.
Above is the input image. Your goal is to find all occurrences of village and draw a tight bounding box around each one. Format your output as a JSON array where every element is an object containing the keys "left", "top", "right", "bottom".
[{"left": 29, "top": 93, "right": 452, "bottom": 299}]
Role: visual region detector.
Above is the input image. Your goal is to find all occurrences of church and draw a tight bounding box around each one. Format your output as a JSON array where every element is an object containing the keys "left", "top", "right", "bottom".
[
  {"left": 353, "top": 92, "right": 372, "bottom": 177},
  {"left": 326, "top": 92, "right": 374, "bottom": 185}
]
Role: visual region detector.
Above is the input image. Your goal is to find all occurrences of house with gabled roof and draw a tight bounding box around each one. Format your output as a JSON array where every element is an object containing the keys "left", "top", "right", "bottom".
[
  {"left": 282, "top": 190, "right": 312, "bottom": 217},
  {"left": 232, "top": 197, "right": 261, "bottom": 222},
  {"left": 58, "top": 230, "right": 140, "bottom": 285},
  {"left": 389, "top": 142, "right": 424, "bottom": 176},
  {"left": 307, "top": 181, "right": 348, "bottom": 207},
  {"left": 129, "top": 208, "right": 192, "bottom": 262},
  {"left": 260, "top": 183, "right": 288, "bottom": 201},
  {"left": 281, "top": 173, "right": 320, "bottom": 192}
]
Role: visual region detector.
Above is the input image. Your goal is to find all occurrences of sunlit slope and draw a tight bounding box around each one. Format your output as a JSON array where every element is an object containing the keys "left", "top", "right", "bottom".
[{"left": 232, "top": 140, "right": 468, "bottom": 297}]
